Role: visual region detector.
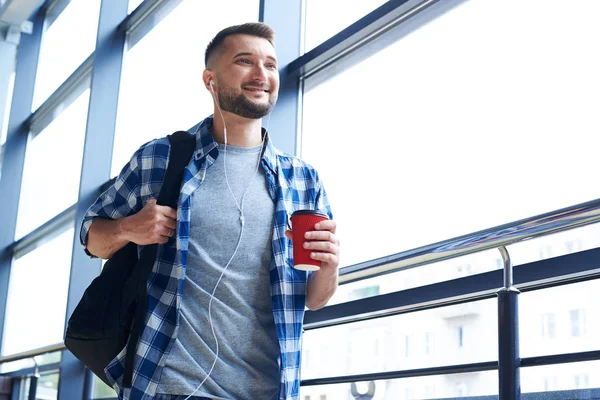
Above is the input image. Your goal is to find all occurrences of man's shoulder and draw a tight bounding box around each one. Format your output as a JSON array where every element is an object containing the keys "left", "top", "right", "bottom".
[
  {"left": 274, "top": 150, "right": 318, "bottom": 173},
  {"left": 135, "top": 136, "right": 172, "bottom": 158},
  {"left": 273, "top": 150, "right": 322, "bottom": 184}
]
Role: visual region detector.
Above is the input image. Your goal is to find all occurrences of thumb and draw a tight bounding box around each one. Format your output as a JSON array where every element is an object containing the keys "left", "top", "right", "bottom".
[{"left": 285, "top": 230, "right": 293, "bottom": 241}]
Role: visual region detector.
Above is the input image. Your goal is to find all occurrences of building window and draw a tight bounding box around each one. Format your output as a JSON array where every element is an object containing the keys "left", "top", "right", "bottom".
[
  {"left": 495, "top": 258, "right": 504, "bottom": 270},
  {"left": 574, "top": 374, "right": 590, "bottom": 388},
  {"left": 319, "top": 395, "right": 327, "bottom": 400},
  {"left": 544, "top": 376, "right": 557, "bottom": 390},
  {"left": 570, "top": 309, "right": 586, "bottom": 337},
  {"left": 541, "top": 313, "right": 556, "bottom": 339},
  {"left": 424, "top": 385, "right": 436, "bottom": 397},
  {"left": 349, "top": 285, "right": 380, "bottom": 301},
  {"left": 456, "top": 383, "right": 468, "bottom": 396},
  {"left": 424, "top": 332, "right": 432, "bottom": 355},
  {"left": 456, "top": 264, "right": 472, "bottom": 277},
  {"left": 404, "top": 334, "right": 413, "bottom": 357},
  {"left": 538, "top": 246, "right": 553, "bottom": 260},
  {"left": 565, "top": 239, "right": 582, "bottom": 253},
  {"left": 457, "top": 326, "right": 464, "bottom": 348}
]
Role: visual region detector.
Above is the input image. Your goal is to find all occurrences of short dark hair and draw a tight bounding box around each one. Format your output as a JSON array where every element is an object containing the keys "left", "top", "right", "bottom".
[{"left": 205, "top": 22, "right": 275, "bottom": 68}]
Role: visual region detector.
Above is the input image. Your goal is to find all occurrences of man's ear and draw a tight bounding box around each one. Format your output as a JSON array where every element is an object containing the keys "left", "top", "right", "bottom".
[{"left": 202, "top": 69, "right": 214, "bottom": 91}]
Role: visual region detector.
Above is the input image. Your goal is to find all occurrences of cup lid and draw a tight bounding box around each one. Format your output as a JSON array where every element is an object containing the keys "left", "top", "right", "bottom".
[{"left": 291, "top": 209, "right": 328, "bottom": 218}]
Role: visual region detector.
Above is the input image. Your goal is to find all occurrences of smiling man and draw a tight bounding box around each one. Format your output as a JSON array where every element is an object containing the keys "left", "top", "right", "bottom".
[{"left": 80, "top": 23, "right": 340, "bottom": 400}]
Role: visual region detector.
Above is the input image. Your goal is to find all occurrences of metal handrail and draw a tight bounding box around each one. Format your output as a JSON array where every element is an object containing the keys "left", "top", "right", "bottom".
[
  {"left": 340, "top": 198, "right": 600, "bottom": 284},
  {"left": 0, "top": 343, "right": 65, "bottom": 365}
]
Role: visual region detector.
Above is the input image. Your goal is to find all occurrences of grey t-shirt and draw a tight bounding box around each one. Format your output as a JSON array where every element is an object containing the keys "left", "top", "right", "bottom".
[{"left": 156, "top": 143, "right": 279, "bottom": 399}]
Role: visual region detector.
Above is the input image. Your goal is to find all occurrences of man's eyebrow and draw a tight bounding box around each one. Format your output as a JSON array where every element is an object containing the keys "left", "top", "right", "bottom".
[{"left": 233, "top": 52, "right": 278, "bottom": 63}]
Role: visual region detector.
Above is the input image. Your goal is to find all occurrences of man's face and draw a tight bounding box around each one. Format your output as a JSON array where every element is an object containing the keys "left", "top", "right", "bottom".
[{"left": 213, "top": 34, "right": 279, "bottom": 119}]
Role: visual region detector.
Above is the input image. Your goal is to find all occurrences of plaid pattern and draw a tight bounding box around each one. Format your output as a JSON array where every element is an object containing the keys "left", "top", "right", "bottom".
[{"left": 80, "top": 117, "right": 332, "bottom": 400}]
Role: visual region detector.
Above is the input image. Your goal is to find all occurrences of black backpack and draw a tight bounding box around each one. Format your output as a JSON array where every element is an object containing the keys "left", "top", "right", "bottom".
[{"left": 64, "top": 131, "right": 195, "bottom": 388}]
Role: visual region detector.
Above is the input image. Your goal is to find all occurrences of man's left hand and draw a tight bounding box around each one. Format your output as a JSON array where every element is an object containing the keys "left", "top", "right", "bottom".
[{"left": 285, "top": 219, "right": 340, "bottom": 270}]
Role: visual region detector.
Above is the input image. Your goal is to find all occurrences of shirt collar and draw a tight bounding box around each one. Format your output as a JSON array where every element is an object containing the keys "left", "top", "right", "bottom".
[{"left": 193, "top": 116, "right": 278, "bottom": 176}]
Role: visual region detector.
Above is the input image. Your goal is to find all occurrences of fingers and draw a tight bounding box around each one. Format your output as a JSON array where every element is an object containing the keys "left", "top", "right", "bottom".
[
  {"left": 158, "top": 205, "right": 177, "bottom": 220},
  {"left": 303, "top": 240, "right": 337, "bottom": 253},
  {"left": 161, "top": 227, "right": 176, "bottom": 238},
  {"left": 314, "top": 219, "right": 336, "bottom": 234}
]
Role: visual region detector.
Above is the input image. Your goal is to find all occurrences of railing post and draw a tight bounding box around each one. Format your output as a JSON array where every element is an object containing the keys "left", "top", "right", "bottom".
[
  {"left": 27, "top": 374, "right": 38, "bottom": 400},
  {"left": 497, "top": 246, "right": 521, "bottom": 400}
]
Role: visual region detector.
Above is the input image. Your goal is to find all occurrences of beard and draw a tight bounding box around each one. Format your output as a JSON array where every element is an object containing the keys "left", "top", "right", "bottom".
[{"left": 217, "top": 84, "right": 277, "bottom": 119}]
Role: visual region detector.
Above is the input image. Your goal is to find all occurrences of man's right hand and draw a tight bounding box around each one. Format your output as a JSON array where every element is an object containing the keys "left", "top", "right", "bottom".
[
  {"left": 86, "top": 199, "right": 177, "bottom": 259},
  {"left": 120, "top": 199, "right": 177, "bottom": 245}
]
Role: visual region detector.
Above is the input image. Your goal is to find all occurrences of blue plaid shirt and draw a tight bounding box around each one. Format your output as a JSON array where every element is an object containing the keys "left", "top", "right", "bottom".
[{"left": 80, "top": 117, "right": 332, "bottom": 400}]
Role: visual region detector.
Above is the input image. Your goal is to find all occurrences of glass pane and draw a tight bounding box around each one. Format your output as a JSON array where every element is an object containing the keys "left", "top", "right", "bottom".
[
  {"left": 1, "top": 228, "right": 74, "bottom": 356},
  {"left": 1, "top": 71, "right": 14, "bottom": 145},
  {"left": 0, "top": 71, "right": 15, "bottom": 179},
  {"left": 301, "top": 0, "right": 600, "bottom": 268},
  {"left": 92, "top": 375, "right": 117, "bottom": 399},
  {"left": 128, "top": 0, "right": 144, "bottom": 13},
  {"left": 302, "top": 299, "right": 497, "bottom": 380},
  {"left": 521, "top": 361, "right": 600, "bottom": 393},
  {"left": 15, "top": 89, "right": 89, "bottom": 239},
  {"left": 507, "top": 222, "right": 600, "bottom": 266},
  {"left": 300, "top": 370, "right": 498, "bottom": 399},
  {"left": 36, "top": 372, "right": 59, "bottom": 400},
  {"left": 328, "top": 248, "right": 500, "bottom": 306},
  {"left": 303, "top": 0, "right": 387, "bottom": 54},
  {"left": 112, "top": 0, "right": 259, "bottom": 176},
  {"left": 520, "top": 280, "right": 600, "bottom": 358},
  {"left": 32, "top": 0, "right": 101, "bottom": 109}
]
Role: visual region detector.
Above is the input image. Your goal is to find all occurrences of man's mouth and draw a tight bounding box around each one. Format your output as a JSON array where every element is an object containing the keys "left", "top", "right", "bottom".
[{"left": 243, "top": 86, "right": 270, "bottom": 93}]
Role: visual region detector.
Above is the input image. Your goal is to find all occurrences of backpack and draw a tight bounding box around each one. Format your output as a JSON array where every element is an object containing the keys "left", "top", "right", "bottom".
[{"left": 64, "top": 131, "right": 195, "bottom": 387}]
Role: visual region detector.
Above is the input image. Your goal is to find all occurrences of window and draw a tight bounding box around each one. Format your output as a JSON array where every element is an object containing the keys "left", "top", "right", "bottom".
[
  {"left": 570, "top": 309, "right": 586, "bottom": 337},
  {"left": 424, "top": 332, "right": 432, "bottom": 355},
  {"left": 543, "top": 376, "right": 557, "bottom": 391},
  {"left": 538, "top": 246, "right": 553, "bottom": 260},
  {"left": 424, "top": 385, "right": 436, "bottom": 397},
  {"left": 128, "top": 0, "right": 144, "bottom": 13},
  {"left": 456, "top": 383, "right": 468, "bottom": 396},
  {"left": 1, "top": 228, "right": 73, "bottom": 356},
  {"left": 565, "top": 239, "right": 583, "bottom": 253},
  {"left": 348, "top": 285, "right": 380, "bottom": 301},
  {"left": 457, "top": 326, "right": 464, "bottom": 348},
  {"left": 456, "top": 264, "right": 472, "bottom": 277},
  {"left": 319, "top": 395, "right": 327, "bottom": 400},
  {"left": 15, "top": 89, "right": 89, "bottom": 239},
  {"left": 303, "top": 0, "right": 387, "bottom": 53},
  {"left": 301, "top": 0, "right": 600, "bottom": 269},
  {"left": 32, "top": 0, "right": 101, "bottom": 109},
  {"left": 112, "top": 0, "right": 259, "bottom": 176},
  {"left": 0, "top": 71, "right": 15, "bottom": 179},
  {"left": 404, "top": 334, "right": 412, "bottom": 357},
  {"left": 574, "top": 374, "right": 590, "bottom": 389},
  {"left": 495, "top": 258, "right": 503, "bottom": 270},
  {"left": 541, "top": 313, "right": 556, "bottom": 339}
]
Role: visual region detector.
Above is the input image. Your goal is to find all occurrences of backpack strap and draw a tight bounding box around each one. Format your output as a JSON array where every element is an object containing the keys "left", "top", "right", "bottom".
[{"left": 123, "top": 131, "right": 195, "bottom": 388}]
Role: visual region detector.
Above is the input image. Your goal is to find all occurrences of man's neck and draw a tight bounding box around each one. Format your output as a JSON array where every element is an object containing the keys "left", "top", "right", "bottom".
[{"left": 212, "top": 111, "right": 263, "bottom": 147}]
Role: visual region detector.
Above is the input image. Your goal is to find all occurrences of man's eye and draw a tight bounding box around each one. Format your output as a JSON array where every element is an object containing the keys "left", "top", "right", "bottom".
[
  {"left": 239, "top": 59, "right": 251, "bottom": 64},
  {"left": 267, "top": 64, "right": 277, "bottom": 69}
]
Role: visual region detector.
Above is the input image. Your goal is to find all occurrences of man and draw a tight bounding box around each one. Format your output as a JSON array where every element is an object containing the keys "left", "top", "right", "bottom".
[{"left": 81, "top": 22, "right": 340, "bottom": 400}]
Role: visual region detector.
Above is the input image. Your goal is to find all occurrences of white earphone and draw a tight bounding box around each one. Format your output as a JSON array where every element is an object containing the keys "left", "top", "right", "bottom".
[{"left": 209, "top": 79, "right": 215, "bottom": 92}]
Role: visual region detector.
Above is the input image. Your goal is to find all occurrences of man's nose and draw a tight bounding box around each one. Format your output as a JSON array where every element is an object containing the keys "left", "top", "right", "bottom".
[{"left": 250, "top": 64, "right": 268, "bottom": 82}]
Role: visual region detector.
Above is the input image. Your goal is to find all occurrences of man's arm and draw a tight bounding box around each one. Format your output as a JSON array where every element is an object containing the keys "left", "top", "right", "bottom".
[
  {"left": 286, "top": 219, "right": 340, "bottom": 310},
  {"left": 87, "top": 199, "right": 178, "bottom": 259}
]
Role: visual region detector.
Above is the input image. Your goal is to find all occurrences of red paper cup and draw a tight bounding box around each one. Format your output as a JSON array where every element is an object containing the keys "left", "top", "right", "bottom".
[{"left": 290, "top": 210, "right": 329, "bottom": 271}]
